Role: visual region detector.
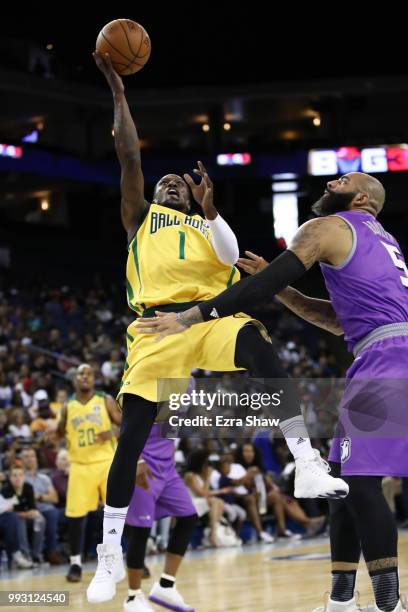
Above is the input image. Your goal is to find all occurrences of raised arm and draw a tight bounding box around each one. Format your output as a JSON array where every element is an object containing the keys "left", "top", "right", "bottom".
[{"left": 93, "top": 51, "right": 145, "bottom": 240}]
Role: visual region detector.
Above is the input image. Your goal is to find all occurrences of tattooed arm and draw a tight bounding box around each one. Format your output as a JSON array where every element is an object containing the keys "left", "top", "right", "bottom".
[
  {"left": 277, "top": 287, "right": 343, "bottom": 335},
  {"left": 93, "top": 51, "right": 145, "bottom": 240},
  {"left": 237, "top": 250, "right": 343, "bottom": 335}
]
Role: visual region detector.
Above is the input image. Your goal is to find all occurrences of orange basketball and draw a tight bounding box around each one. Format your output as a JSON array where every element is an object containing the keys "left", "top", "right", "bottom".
[{"left": 96, "top": 19, "right": 151, "bottom": 76}]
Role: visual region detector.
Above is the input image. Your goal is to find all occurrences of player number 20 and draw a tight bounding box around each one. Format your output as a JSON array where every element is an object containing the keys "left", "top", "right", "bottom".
[
  {"left": 78, "top": 428, "right": 96, "bottom": 447},
  {"left": 381, "top": 241, "right": 408, "bottom": 288}
]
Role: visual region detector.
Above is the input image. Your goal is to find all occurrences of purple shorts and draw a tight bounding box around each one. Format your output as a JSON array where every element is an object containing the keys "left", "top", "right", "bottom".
[
  {"left": 329, "top": 335, "right": 408, "bottom": 476},
  {"left": 125, "top": 463, "right": 195, "bottom": 528}
]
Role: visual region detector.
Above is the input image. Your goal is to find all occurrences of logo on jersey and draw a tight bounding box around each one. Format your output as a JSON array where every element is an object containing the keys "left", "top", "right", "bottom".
[{"left": 340, "top": 437, "right": 351, "bottom": 463}]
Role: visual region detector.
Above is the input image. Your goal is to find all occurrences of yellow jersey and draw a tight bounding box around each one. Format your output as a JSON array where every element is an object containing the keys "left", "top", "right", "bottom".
[
  {"left": 126, "top": 203, "right": 240, "bottom": 314},
  {"left": 65, "top": 393, "right": 115, "bottom": 464}
]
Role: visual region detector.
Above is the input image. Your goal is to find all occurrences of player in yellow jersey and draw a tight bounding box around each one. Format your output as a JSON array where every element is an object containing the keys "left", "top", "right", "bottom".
[
  {"left": 57, "top": 364, "right": 121, "bottom": 584},
  {"left": 88, "top": 51, "right": 347, "bottom": 605}
]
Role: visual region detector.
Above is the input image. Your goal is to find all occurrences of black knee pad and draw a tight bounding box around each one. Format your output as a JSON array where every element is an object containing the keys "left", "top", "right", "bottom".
[
  {"left": 167, "top": 514, "right": 198, "bottom": 557},
  {"left": 126, "top": 526, "right": 151, "bottom": 569}
]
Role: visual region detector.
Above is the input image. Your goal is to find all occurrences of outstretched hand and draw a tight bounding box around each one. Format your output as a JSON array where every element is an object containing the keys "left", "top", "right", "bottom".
[
  {"left": 183, "top": 161, "right": 216, "bottom": 219},
  {"left": 135, "top": 311, "right": 187, "bottom": 342},
  {"left": 93, "top": 51, "right": 124, "bottom": 95},
  {"left": 237, "top": 251, "right": 269, "bottom": 275}
]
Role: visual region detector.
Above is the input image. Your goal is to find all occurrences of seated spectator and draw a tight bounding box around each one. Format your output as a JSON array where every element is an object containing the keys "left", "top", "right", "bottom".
[
  {"left": 0, "top": 372, "right": 12, "bottom": 408},
  {"left": 217, "top": 457, "right": 247, "bottom": 534},
  {"left": 216, "top": 453, "right": 273, "bottom": 543},
  {"left": 0, "top": 491, "right": 33, "bottom": 568},
  {"left": 184, "top": 450, "right": 225, "bottom": 548},
  {"left": 51, "top": 449, "right": 69, "bottom": 509},
  {"left": 30, "top": 402, "right": 57, "bottom": 436},
  {"left": 8, "top": 409, "right": 31, "bottom": 440},
  {"left": 2, "top": 464, "right": 45, "bottom": 564},
  {"left": 101, "top": 349, "right": 123, "bottom": 385},
  {"left": 236, "top": 442, "right": 325, "bottom": 538},
  {"left": 20, "top": 448, "right": 62, "bottom": 564}
]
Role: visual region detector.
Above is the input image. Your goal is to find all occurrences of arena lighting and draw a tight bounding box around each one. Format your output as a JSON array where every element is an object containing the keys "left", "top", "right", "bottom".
[
  {"left": 40, "top": 198, "right": 50, "bottom": 211},
  {"left": 272, "top": 173, "right": 298, "bottom": 180},
  {"left": 309, "top": 144, "right": 408, "bottom": 175},
  {"left": 273, "top": 193, "right": 299, "bottom": 245},
  {"left": 0, "top": 144, "right": 23, "bottom": 159},
  {"left": 272, "top": 181, "right": 298, "bottom": 192},
  {"left": 223, "top": 122, "right": 231, "bottom": 131},
  {"left": 216, "top": 153, "right": 251, "bottom": 166},
  {"left": 22, "top": 130, "right": 39, "bottom": 143},
  {"left": 202, "top": 123, "right": 210, "bottom": 132}
]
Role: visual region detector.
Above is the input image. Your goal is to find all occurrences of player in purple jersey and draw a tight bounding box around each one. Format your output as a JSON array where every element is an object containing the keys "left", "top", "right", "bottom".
[
  {"left": 123, "top": 423, "right": 197, "bottom": 612},
  {"left": 138, "top": 172, "right": 407, "bottom": 612}
]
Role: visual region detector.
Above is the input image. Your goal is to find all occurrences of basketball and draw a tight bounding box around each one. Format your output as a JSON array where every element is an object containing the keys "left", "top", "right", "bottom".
[{"left": 95, "top": 19, "right": 151, "bottom": 76}]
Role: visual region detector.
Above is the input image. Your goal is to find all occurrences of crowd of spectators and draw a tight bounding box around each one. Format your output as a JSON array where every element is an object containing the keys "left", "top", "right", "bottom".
[{"left": 0, "top": 283, "right": 407, "bottom": 567}]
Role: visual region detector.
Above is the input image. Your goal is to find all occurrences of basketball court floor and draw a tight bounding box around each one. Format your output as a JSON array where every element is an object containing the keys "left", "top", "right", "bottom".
[{"left": 1, "top": 532, "right": 407, "bottom": 611}]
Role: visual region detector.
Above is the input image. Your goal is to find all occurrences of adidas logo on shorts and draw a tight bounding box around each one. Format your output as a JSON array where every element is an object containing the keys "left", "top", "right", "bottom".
[{"left": 210, "top": 308, "right": 219, "bottom": 318}]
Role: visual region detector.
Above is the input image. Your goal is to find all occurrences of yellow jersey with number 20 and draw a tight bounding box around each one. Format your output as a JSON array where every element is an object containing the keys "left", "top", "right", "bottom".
[{"left": 65, "top": 393, "right": 115, "bottom": 464}]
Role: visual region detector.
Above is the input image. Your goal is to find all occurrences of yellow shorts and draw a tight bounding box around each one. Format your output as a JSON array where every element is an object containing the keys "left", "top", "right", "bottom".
[
  {"left": 119, "top": 314, "right": 269, "bottom": 403},
  {"left": 65, "top": 459, "right": 112, "bottom": 518}
]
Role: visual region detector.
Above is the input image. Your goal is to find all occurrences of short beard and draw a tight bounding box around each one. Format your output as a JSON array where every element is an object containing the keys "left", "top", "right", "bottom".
[{"left": 312, "top": 190, "right": 357, "bottom": 216}]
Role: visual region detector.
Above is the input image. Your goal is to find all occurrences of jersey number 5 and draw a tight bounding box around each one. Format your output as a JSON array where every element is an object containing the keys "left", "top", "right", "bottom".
[{"left": 381, "top": 241, "right": 408, "bottom": 288}]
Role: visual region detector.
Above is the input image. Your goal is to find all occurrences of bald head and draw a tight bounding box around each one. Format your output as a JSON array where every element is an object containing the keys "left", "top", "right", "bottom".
[{"left": 347, "top": 172, "right": 386, "bottom": 215}]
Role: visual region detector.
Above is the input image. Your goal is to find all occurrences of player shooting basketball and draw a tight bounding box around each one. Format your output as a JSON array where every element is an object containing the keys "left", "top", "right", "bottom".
[{"left": 86, "top": 50, "right": 348, "bottom": 604}]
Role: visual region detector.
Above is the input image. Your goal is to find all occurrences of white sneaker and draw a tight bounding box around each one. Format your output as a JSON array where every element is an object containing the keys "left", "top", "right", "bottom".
[
  {"left": 86, "top": 543, "right": 126, "bottom": 603},
  {"left": 123, "top": 592, "right": 155, "bottom": 612},
  {"left": 368, "top": 599, "right": 408, "bottom": 611},
  {"left": 295, "top": 450, "right": 349, "bottom": 499},
  {"left": 312, "top": 593, "right": 362, "bottom": 611},
  {"left": 149, "top": 582, "right": 195, "bottom": 611},
  {"left": 13, "top": 551, "right": 33, "bottom": 569},
  {"left": 259, "top": 530, "right": 275, "bottom": 543}
]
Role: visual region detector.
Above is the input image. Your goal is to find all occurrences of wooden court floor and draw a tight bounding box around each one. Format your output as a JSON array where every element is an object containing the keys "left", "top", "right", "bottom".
[{"left": 0, "top": 533, "right": 407, "bottom": 612}]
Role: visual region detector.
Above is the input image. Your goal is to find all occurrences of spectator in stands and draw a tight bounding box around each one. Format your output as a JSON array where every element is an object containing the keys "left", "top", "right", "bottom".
[
  {"left": 101, "top": 348, "right": 123, "bottom": 385},
  {"left": 8, "top": 409, "right": 31, "bottom": 440},
  {"left": 20, "top": 448, "right": 62, "bottom": 564},
  {"left": 236, "top": 442, "right": 325, "bottom": 538},
  {"left": 51, "top": 449, "right": 69, "bottom": 510},
  {"left": 2, "top": 465, "right": 45, "bottom": 564},
  {"left": 50, "top": 389, "right": 68, "bottom": 419},
  {"left": 0, "top": 491, "right": 33, "bottom": 568},
  {"left": 215, "top": 453, "right": 274, "bottom": 543},
  {"left": 184, "top": 450, "right": 225, "bottom": 548}
]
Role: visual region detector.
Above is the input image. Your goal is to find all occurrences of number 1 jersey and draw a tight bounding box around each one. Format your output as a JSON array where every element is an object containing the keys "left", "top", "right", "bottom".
[{"left": 126, "top": 203, "right": 239, "bottom": 314}]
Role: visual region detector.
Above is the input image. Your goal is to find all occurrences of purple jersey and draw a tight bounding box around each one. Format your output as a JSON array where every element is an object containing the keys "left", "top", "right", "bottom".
[
  {"left": 141, "top": 423, "right": 174, "bottom": 466},
  {"left": 320, "top": 211, "right": 408, "bottom": 351}
]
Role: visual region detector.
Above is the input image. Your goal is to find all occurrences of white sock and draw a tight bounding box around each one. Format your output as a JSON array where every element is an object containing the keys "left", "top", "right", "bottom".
[
  {"left": 280, "top": 416, "right": 315, "bottom": 460},
  {"left": 128, "top": 589, "right": 142, "bottom": 597},
  {"left": 70, "top": 555, "right": 81, "bottom": 566},
  {"left": 103, "top": 504, "right": 128, "bottom": 545}
]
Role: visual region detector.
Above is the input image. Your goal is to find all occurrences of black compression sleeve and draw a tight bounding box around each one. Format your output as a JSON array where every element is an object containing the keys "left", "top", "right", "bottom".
[{"left": 199, "top": 250, "right": 306, "bottom": 321}]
